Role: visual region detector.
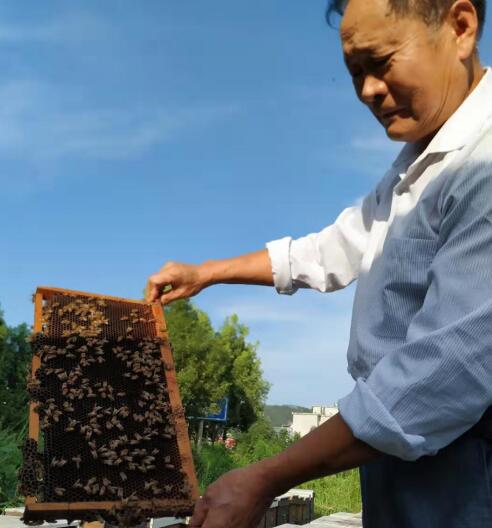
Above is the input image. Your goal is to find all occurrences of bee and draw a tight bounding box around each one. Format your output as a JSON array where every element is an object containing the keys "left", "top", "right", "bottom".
[
  {"left": 119, "top": 472, "right": 127, "bottom": 482},
  {"left": 54, "top": 487, "right": 65, "bottom": 497},
  {"left": 72, "top": 455, "right": 82, "bottom": 469}
]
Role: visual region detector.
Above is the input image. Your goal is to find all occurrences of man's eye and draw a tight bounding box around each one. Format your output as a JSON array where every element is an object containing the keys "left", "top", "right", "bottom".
[
  {"left": 349, "top": 66, "right": 363, "bottom": 78},
  {"left": 371, "top": 57, "right": 390, "bottom": 70}
]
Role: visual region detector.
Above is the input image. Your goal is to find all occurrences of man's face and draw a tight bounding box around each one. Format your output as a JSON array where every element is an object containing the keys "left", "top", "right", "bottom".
[{"left": 340, "top": 0, "right": 469, "bottom": 143}]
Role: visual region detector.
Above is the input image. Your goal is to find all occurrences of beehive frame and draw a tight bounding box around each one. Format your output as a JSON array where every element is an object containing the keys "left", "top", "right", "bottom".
[{"left": 22, "top": 286, "right": 198, "bottom": 524}]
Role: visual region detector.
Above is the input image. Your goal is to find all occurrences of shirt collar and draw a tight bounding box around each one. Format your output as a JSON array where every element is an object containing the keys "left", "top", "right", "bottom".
[{"left": 392, "top": 66, "right": 492, "bottom": 173}]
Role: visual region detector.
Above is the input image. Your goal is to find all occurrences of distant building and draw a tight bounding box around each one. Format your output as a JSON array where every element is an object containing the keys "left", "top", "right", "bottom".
[{"left": 290, "top": 405, "right": 339, "bottom": 437}]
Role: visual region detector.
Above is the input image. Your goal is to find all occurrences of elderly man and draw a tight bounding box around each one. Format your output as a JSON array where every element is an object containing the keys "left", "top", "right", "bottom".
[{"left": 147, "top": 0, "right": 491, "bottom": 526}]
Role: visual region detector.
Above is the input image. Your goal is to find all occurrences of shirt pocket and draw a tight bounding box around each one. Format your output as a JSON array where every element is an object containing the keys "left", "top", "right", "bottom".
[{"left": 374, "top": 237, "right": 438, "bottom": 338}]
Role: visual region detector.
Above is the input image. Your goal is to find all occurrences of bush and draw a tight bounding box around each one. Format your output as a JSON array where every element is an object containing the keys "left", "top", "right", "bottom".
[
  {"left": 231, "top": 419, "right": 296, "bottom": 467},
  {"left": 192, "top": 443, "right": 237, "bottom": 494},
  {"left": 0, "top": 426, "right": 24, "bottom": 511}
]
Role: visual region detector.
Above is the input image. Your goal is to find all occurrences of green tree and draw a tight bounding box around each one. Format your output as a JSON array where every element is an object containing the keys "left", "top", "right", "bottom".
[
  {"left": 165, "top": 301, "right": 270, "bottom": 435},
  {"left": 216, "top": 315, "right": 270, "bottom": 431},
  {"left": 165, "top": 300, "right": 229, "bottom": 419},
  {"left": 0, "top": 308, "right": 31, "bottom": 432}
]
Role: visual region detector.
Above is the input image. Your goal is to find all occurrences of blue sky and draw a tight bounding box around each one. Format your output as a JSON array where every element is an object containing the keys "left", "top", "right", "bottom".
[{"left": 3, "top": 1, "right": 492, "bottom": 407}]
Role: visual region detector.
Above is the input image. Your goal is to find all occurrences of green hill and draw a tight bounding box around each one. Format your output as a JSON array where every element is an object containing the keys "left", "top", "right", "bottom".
[{"left": 264, "top": 404, "right": 310, "bottom": 427}]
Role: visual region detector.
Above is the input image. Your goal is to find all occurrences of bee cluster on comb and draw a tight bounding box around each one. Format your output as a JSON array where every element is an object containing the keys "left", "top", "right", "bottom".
[{"left": 20, "top": 288, "right": 197, "bottom": 526}]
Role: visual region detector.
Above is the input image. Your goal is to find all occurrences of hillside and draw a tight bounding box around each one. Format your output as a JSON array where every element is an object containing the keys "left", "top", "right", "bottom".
[{"left": 264, "top": 404, "right": 310, "bottom": 427}]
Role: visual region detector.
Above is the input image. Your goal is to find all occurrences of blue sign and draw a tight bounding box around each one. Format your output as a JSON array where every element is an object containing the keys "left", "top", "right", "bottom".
[{"left": 201, "top": 397, "right": 229, "bottom": 422}]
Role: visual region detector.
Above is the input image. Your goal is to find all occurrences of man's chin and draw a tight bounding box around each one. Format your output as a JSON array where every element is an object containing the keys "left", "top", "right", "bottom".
[{"left": 384, "top": 126, "right": 409, "bottom": 142}]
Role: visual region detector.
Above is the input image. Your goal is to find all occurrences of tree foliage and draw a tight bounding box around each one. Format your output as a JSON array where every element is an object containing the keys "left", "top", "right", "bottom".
[
  {"left": 165, "top": 300, "right": 270, "bottom": 432},
  {"left": 231, "top": 419, "right": 296, "bottom": 467},
  {"left": 0, "top": 309, "right": 31, "bottom": 432},
  {"left": 216, "top": 315, "right": 270, "bottom": 431}
]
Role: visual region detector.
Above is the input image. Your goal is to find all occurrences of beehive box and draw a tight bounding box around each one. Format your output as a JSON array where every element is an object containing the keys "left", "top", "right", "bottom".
[{"left": 20, "top": 287, "right": 198, "bottom": 525}]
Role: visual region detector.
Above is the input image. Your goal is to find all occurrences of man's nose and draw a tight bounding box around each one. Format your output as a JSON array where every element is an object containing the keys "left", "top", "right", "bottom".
[{"left": 359, "top": 74, "right": 387, "bottom": 104}]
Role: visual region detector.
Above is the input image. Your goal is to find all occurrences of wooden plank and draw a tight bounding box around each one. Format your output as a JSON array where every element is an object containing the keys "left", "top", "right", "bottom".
[
  {"left": 306, "top": 523, "right": 360, "bottom": 528},
  {"left": 36, "top": 286, "right": 148, "bottom": 305},
  {"left": 276, "top": 499, "right": 290, "bottom": 526},
  {"left": 152, "top": 303, "right": 199, "bottom": 500},
  {"left": 310, "top": 514, "right": 362, "bottom": 528},
  {"left": 330, "top": 513, "right": 362, "bottom": 519},
  {"left": 27, "top": 499, "right": 194, "bottom": 512},
  {"left": 25, "top": 292, "right": 44, "bottom": 507}
]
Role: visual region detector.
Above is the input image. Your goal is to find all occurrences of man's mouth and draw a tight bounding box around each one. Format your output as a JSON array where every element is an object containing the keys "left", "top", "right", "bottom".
[{"left": 378, "top": 108, "right": 405, "bottom": 119}]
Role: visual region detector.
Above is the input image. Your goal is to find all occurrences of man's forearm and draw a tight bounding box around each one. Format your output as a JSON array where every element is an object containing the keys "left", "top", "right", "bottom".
[
  {"left": 201, "top": 249, "right": 274, "bottom": 287},
  {"left": 258, "top": 413, "right": 382, "bottom": 497}
]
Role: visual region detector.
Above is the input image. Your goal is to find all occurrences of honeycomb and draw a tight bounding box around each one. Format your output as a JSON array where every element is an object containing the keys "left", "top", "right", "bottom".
[{"left": 21, "top": 288, "right": 197, "bottom": 525}]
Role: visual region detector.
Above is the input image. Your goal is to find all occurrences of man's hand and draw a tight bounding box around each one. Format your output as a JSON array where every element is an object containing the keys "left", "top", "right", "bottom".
[
  {"left": 189, "top": 414, "right": 381, "bottom": 528},
  {"left": 189, "top": 465, "right": 275, "bottom": 528},
  {"left": 146, "top": 261, "right": 211, "bottom": 305},
  {"left": 146, "top": 250, "right": 274, "bottom": 305}
]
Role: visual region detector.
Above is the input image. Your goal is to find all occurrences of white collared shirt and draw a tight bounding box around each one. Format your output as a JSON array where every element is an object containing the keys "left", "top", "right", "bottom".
[{"left": 267, "top": 67, "right": 492, "bottom": 460}]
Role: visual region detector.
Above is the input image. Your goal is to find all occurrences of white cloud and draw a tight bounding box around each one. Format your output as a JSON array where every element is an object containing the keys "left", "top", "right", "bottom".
[{"left": 0, "top": 80, "right": 240, "bottom": 164}]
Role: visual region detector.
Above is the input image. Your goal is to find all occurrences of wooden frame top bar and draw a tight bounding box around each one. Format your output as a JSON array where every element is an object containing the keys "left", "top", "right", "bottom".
[{"left": 36, "top": 286, "right": 149, "bottom": 305}]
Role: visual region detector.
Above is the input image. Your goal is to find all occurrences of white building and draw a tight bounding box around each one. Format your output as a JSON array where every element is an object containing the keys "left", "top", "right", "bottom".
[{"left": 290, "top": 405, "right": 339, "bottom": 437}]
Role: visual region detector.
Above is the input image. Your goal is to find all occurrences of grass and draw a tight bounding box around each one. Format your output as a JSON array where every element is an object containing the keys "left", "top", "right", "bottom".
[
  {"left": 0, "top": 426, "right": 24, "bottom": 511},
  {"left": 193, "top": 442, "right": 362, "bottom": 517},
  {"left": 300, "top": 470, "right": 362, "bottom": 517}
]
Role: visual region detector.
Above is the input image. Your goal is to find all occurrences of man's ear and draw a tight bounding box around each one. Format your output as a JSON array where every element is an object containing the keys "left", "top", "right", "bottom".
[{"left": 447, "top": 0, "right": 479, "bottom": 60}]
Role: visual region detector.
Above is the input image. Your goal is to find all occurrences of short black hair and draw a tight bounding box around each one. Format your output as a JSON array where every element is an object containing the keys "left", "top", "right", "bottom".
[{"left": 327, "top": 0, "right": 486, "bottom": 39}]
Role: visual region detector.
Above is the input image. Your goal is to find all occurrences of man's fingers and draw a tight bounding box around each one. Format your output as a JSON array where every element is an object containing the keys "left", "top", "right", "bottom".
[
  {"left": 146, "top": 281, "right": 160, "bottom": 303},
  {"left": 159, "top": 288, "right": 183, "bottom": 305},
  {"left": 189, "top": 497, "right": 208, "bottom": 527},
  {"left": 146, "top": 275, "right": 174, "bottom": 303}
]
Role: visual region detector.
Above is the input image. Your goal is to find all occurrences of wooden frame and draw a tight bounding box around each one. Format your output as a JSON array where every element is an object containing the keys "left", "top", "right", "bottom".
[{"left": 24, "top": 286, "right": 198, "bottom": 522}]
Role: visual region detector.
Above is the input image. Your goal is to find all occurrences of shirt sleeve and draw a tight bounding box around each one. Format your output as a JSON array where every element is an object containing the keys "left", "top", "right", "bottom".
[
  {"left": 338, "top": 162, "right": 492, "bottom": 461},
  {"left": 266, "top": 190, "right": 377, "bottom": 295}
]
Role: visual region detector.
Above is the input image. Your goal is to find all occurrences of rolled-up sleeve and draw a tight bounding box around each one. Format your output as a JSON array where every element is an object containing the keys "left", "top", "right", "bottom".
[
  {"left": 339, "top": 163, "right": 492, "bottom": 461},
  {"left": 266, "top": 190, "right": 377, "bottom": 295}
]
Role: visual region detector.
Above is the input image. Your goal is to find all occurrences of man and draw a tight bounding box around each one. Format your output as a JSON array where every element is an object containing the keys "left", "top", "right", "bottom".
[{"left": 147, "top": 0, "right": 491, "bottom": 526}]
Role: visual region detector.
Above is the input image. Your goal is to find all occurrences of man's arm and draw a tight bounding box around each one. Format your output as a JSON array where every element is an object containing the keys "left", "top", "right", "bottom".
[
  {"left": 146, "top": 249, "right": 274, "bottom": 304},
  {"left": 147, "top": 188, "right": 377, "bottom": 304},
  {"left": 190, "top": 413, "right": 380, "bottom": 528}
]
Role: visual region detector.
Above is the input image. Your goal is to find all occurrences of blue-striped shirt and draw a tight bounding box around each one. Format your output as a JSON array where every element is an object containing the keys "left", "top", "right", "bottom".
[{"left": 267, "top": 67, "right": 492, "bottom": 460}]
